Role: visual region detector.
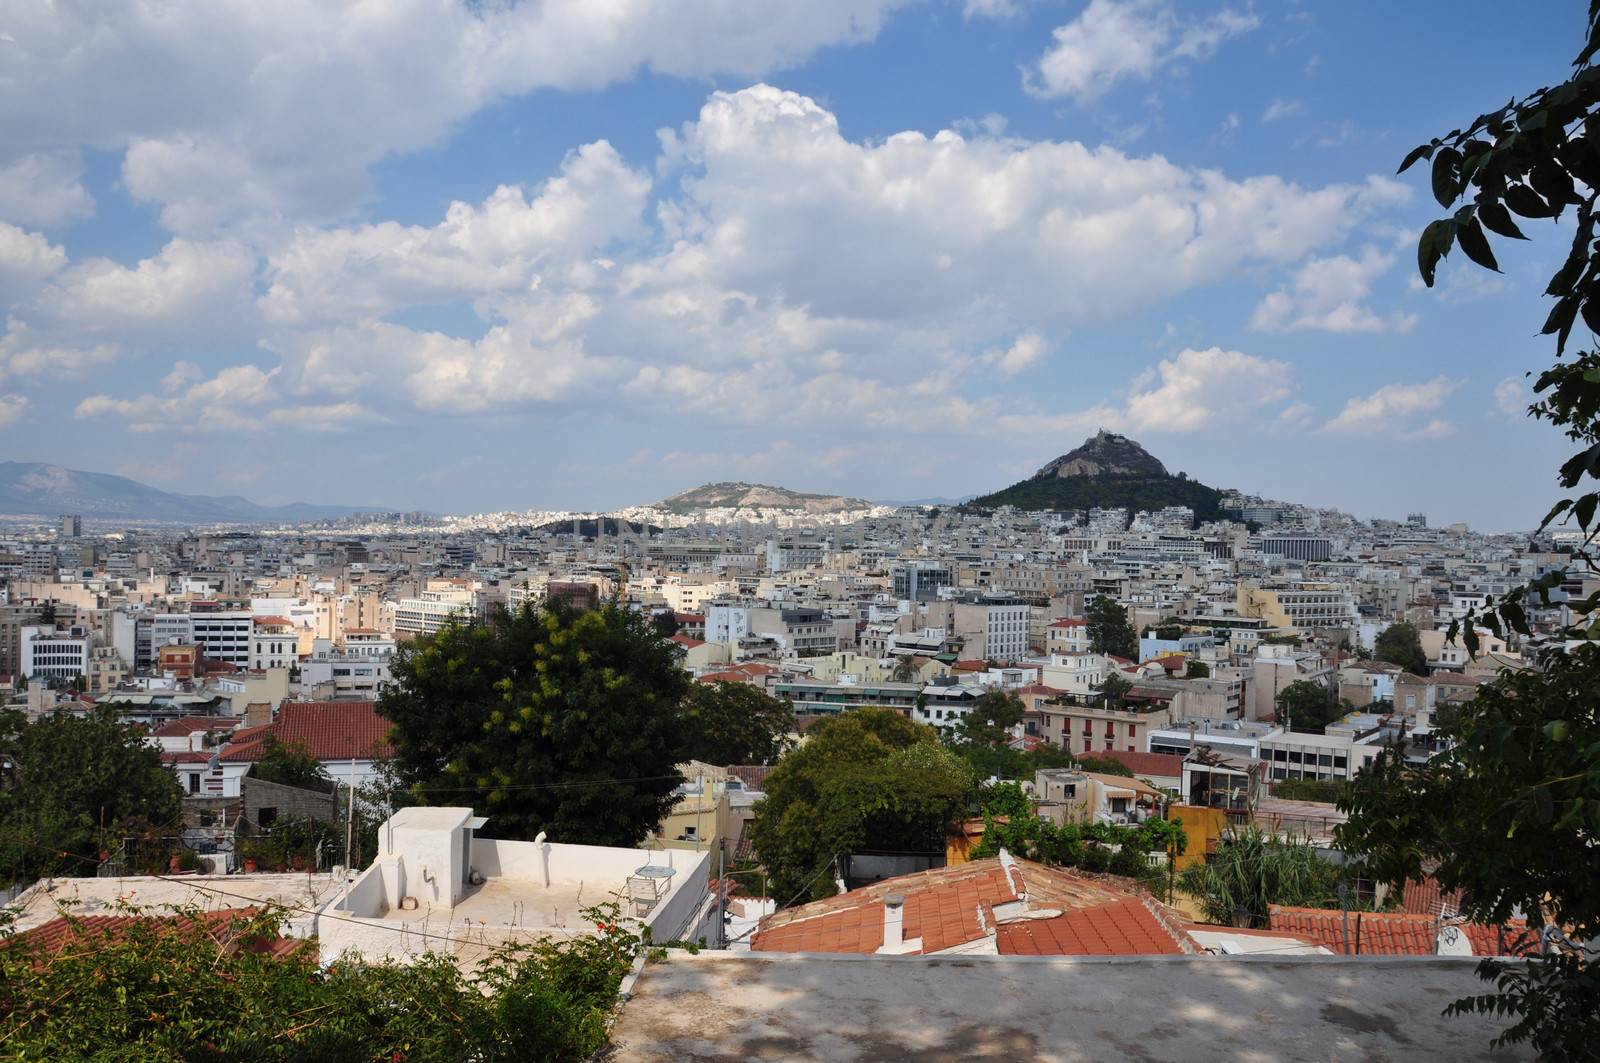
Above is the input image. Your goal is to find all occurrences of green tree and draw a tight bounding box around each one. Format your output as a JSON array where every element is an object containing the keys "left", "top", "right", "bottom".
[
  {"left": 1096, "top": 672, "right": 1133, "bottom": 708},
  {"left": 978, "top": 781, "right": 1033, "bottom": 819},
  {"left": 679, "top": 680, "right": 795, "bottom": 766},
  {"left": 650, "top": 611, "right": 680, "bottom": 637},
  {"left": 1374, "top": 622, "right": 1428, "bottom": 676},
  {"left": 947, "top": 689, "right": 1027, "bottom": 780},
  {"left": 252, "top": 734, "right": 330, "bottom": 790},
  {"left": 1274, "top": 680, "right": 1346, "bottom": 735},
  {"left": 1085, "top": 596, "right": 1137, "bottom": 659},
  {"left": 891, "top": 655, "right": 920, "bottom": 683},
  {"left": 1074, "top": 755, "right": 1134, "bottom": 777},
  {"left": 1177, "top": 826, "right": 1352, "bottom": 927},
  {"left": 0, "top": 707, "right": 183, "bottom": 886},
  {"left": 750, "top": 708, "right": 973, "bottom": 904},
  {"left": 378, "top": 600, "right": 689, "bottom": 848},
  {"left": 0, "top": 899, "right": 658, "bottom": 1060},
  {"left": 1337, "top": 645, "right": 1600, "bottom": 1059},
  {"left": 1185, "top": 659, "right": 1211, "bottom": 679}
]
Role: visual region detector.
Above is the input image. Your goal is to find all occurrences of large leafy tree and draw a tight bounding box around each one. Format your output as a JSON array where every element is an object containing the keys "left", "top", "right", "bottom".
[
  {"left": 0, "top": 707, "right": 183, "bottom": 886},
  {"left": 1274, "top": 679, "right": 1346, "bottom": 735},
  {"left": 1338, "top": 11, "right": 1600, "bottom": 1055},
  {"left": 679, "top": 680, "right": 795, "bottom": 766},
  {"left": 378, "top": 601, "right": 690, "bottom": 848},
  {"left": 1337, "top": 646, "right": 1600, "bottom": 1059},
  {"left": 946, "top": 689, "right": 1026, "bottom": 781},
  {"left": 1374, "top": 622, "right": 1428, "bottom": 676},
  {"left": 750, "top": 708, "right": 973, "bottom": 904},
  {"left": 1085, "top": 595, "right": 1137, "bottom": 659}
]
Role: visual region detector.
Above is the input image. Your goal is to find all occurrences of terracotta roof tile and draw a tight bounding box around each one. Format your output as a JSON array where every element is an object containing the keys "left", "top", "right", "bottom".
[
  {"left": 1267, "top": 905, "right": 1534, "bottom": 957},
  {"left": 221, "top": 700, "right": 392, "bottom": 763}
]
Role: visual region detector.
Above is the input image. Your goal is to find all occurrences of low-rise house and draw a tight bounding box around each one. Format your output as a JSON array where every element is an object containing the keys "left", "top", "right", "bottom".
[{"left": 751, "top": 852, "right": 1195, "bottom": 957}]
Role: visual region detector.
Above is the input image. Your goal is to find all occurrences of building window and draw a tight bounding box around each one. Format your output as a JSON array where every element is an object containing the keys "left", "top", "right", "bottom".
[{"left": 188, "top": 773, "right": 200, "bottom": 794}]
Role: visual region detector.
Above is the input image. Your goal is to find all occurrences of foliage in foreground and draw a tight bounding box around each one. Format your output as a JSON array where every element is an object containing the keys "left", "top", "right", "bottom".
[
  {"left": 1178, "top": 827, "right": 1356, "bottom": 927},
  {"left": 1337, "top": 645, "right": 1600, "bottom": 1060},
  {"left": 0, "top": 903, "right": 643, "bottom": 1062}
]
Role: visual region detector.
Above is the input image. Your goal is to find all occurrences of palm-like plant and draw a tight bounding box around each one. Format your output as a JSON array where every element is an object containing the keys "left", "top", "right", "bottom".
[{"left": 1177, "top": 826, "right": 1346, "bottom": 926}]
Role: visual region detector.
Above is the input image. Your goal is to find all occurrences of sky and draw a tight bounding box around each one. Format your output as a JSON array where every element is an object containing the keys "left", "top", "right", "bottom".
[{"left": 0, "top": 0, "right": 1587, "bottom": 529}]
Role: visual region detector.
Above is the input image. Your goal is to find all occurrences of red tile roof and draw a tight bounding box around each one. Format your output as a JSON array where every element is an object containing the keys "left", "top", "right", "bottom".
[
  {"left": 1399, "top": 876, "right": 1463, "bottom": 917},
  {"left": 150, "top": 716, "right": 241, "bottom": 738},
  {"left": 1087, "top": 750, "right": 1186, "bottom": 780},
  {"left": 669, "top": 634, "right": 706, "bottom": 648},
  {"left": 221, "top": 700, "right": 392, "bottom": 763},
  {"left": 11, "top": 908, "right": 314, "bottom": 964},
  {"left": 995, "top": 898, "right": 1187, "bottom": 956},
  {"left": 1267, "top": 906, "right": 1534, "bottom": 957},
  {"left": 753, "top": 855, "right": 1193, "bottom": 957},
  {"left": 1048, "top": 619, "right": 1087, "bottom": 628}
]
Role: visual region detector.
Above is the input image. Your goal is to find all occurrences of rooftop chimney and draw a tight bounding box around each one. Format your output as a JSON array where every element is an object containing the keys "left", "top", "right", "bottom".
[{"left": 882, "top": 893, "right": 905, "bottom": 951}]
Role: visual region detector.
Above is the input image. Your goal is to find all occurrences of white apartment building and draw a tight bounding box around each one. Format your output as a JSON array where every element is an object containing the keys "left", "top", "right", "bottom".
[
  {"left": 1258, "top": 729, "right": 1384, "bottom": 782},
  {"left": 1040, "top": 652, "right": 1108, "bottom": 696},
  {"left": 250, "top": 619, "right": 299, "bottom": 671},
  {"left": 21, "top": 624, "right": 94, "bottom": 681},
  {"left": 187, "top": 611, "right": 254, "bottom": 667},
  {"left": 1045, "top": 618, "right": 1091, "bottom": 655},
  {"left": 704, "top": 601, "right": 754, "bottom": 644},
  {"left": 953, "top": 596, "right": 1030, "bottom": 663},
  {"left": 393, "top": 591, "right": 474, "bottom": 638}
]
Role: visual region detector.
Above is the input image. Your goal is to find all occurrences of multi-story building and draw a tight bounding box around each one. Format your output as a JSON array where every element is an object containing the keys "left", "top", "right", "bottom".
[
  {"left": 950, "top": 594, "right": 1030, "bottom": 664},
  {"left": 393, "top": 590, "right": 474, "bottom": 639},
  {"left": 20, "top": 624, "right": 93, "bottom": 681},
  {"left": 250, "top": 617, "right": 299, "bottom": 671},
  {"left": 891, "top": 561, "right": 953, "bottom": 602},
  {"left": 1236, "top": 581, "right": 1358, "bottom": 635}
]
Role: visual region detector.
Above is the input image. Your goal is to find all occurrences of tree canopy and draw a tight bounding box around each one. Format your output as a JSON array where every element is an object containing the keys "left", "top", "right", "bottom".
[
  {"left": 1085, "top": 595, "right": 1137, "bottom": 659},
  {"left": 1337, "top": 16, "right": 1600, "bottom": 1049},
  {"left": 679, "top": 680, "right": 794, "bottom": 766},
  {"left": 252, "top": 734, "right": 330, "bottom": 790},
  {"left": 750, "top": 708, "right": 974, "bottom": 904},
  {"left": 378, "top": 600, "right": 690, "bottom": 848},
  {"left": 1338, "top": 645, "right": 1600, "bottom": 1058},
  {"left": 1274, "top": 679, "right": 1347, "bottom": 735},
  {"left": 1374, "top": 622, "right": 1429, "bottom": 676},
  {"left": 0, "top": 707, "right": 183, "bottom": 887}
]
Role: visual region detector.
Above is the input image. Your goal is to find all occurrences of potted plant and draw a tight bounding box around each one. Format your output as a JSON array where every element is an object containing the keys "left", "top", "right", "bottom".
[{"left": 237, "top": 839, "right": 261, "bottom": 874}]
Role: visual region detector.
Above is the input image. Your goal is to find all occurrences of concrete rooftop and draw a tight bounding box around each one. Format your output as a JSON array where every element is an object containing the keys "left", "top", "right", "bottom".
[
  {"left": 608, "top": 952, "right": 1533, "bottom": 1062},
  {"left": 8, "top": 873, "right": 343, "bottom": 940}
]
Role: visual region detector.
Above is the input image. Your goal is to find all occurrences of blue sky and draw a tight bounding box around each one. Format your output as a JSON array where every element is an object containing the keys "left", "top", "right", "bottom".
[{"left": 0, "top": 1, "right": 1586, "bottom": 528}]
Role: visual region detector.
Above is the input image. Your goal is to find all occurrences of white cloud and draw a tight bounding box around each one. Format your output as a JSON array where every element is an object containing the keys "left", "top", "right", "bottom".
[
  {"left": 1026, "top": 0, "right": 1259, "bottom": 101},
  {"left": 1323, "top": 377, "right": 1465, "bottom": 438},
  {"left": 985, "top": 332, "right": 1049, "bottom": 376},
  {"left": 1, "top": 0, "right": 910, "bottom": 233},
  {"left": 0, "top": 222, "right": 67, "bottom": 302},
  {"left": 30, "top": 238, "right": 257, "bottom": 338},
  {"left": 1121, "top": 346, "right": 1293, "bottom": 432},
  {"left": 0, "top": 394, "right": 27, "bottom": 428},
  {"left": 0, "top": 333, "right": 117, "bottom": 381},
  {"left": 260, "top": 141, "right": 650, "bottom": 326},
  {"left": 1262, "top": 99, "right": 1303, "bottom": 123},
  {"left": 1494, "top": 376, "right": 1528, "bottom": 420},
  {"left": 68, "top": 85, "right": 1410, "bottom": 442},
  {"left": 1250, "top": 246, "right": 1417, "bottom": 333},
  {"left": 963, "top": 0, "right": 1023, "bottom": 17},
  {"left": 76, "top": 362, "right": 382, "bottom": 433},
  {"left": 0, "top": 153, "right": 94, "bottom": 226}
]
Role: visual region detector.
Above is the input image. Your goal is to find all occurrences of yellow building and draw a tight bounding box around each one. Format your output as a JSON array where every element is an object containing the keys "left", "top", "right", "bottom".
[{"left": 650, "top": 761, "right": 736, "bottom": 864}]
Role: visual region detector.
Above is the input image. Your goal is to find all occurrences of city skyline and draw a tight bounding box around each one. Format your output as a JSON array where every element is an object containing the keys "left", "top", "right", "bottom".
[{"left": 0, "top": 1, "right": 1583, "bottom": 529}]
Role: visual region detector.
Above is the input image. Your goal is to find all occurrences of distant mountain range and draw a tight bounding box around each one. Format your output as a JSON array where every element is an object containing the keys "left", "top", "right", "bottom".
[
  {"left": 654, "top": 481, "right": 875, "bottom": 514},
  {"left": 967, "top": 431, "right": 1226, "bottom": 523},
  {"left": 0, "top": 462, "right": 379, "bottom": 524}
]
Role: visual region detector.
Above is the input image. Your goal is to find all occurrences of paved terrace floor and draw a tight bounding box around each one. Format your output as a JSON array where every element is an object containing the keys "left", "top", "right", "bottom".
[
  {"left": 320, "top": 877, "right": 634, "bottom": 970},
  {"left": 607, "top": 952, "right": 1533, "bottom": 1062},
  {"left": 8, "top": 874, "right": 344, "bottom": 939}
]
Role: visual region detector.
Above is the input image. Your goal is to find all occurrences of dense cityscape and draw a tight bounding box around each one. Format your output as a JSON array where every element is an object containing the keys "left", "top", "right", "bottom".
[{"left": 2, "top": 2, "right": 1597, "bottom": 1061}]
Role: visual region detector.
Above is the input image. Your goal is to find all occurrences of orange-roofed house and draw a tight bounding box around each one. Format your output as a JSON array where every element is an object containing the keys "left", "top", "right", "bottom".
[{"left": 751, "top": 852, "right": 1196, "bottom": 958}]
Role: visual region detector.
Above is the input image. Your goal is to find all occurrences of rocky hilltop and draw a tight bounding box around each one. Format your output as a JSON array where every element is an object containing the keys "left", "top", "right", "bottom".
[
  {"left": 1034, "top": 430, "right": 1168, "bottom": 479},
  {"left": 655, "top": 481, "right": 874, "bottom": 515},
  {"left": 968, "top": 432, "right": 1223, "bottom": 523}
]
